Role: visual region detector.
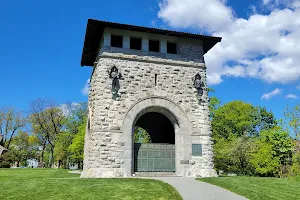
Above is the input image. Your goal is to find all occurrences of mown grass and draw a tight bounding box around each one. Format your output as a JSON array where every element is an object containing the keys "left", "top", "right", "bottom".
[
  {"left": 0, "top": 168, "right": 182, "bottom": 200},
  {"left": 198, "top": 176, "right": 300, "bottom": 200}
]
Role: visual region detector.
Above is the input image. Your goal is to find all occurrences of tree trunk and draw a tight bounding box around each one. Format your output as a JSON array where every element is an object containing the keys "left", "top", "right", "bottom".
[
  {"left": 50, "top": 147, "right": 54, "bottom": 168},
  {"left": 40, "top": 141, "right": 46, "bottom": 162},
  {"left": 5, "top": 130, "right": 16, "bottom": 149}
]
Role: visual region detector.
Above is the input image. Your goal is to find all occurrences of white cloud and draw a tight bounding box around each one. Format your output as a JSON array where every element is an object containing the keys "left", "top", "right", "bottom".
[
  {"left": 157, "top": 0, "right": 300, "bottom": 85},
  {"left": 158, "top": 0, "right": 234, "bottom": 32},
  {"left": 59, "top": 102, "right": 82, "bottom": 117},
  {"left": 262, "top": 0, "right": 296, "bottom": 7},
  {"left": 263, "top": 0, "right": 271, "bottom": 4},
  {"left": 261, "top": 88, "right": 283, "bottom": 100},
  {"left": 285, "top": 94, "right": 298, "bottom": 99},
  {"left": 81, "top": 79, "right": 90, "bottom": 96},
  {"left": 59, "top": 104, "right": 71, "bottom": 117}
]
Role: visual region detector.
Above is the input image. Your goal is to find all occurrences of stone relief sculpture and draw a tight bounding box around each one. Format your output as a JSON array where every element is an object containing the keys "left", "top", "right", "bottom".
[
  {"left": 108, "top": 66, "right": 122, "bottom": 100},
  {"left": 193, "top": 73, "right": 203, "bottom": 98}
]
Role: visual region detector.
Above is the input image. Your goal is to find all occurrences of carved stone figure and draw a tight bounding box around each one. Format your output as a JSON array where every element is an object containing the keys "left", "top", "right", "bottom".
[
  {"left": 108, "top": 66, "right": 122, "bottom": 100},
  {"left": 193, "top": 73, "right": 203, "bottom": 97}
]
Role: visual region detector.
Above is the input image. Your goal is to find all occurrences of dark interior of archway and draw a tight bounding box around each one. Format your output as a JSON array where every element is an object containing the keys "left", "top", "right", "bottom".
[{"left": 135, "top": 112, "right": 175, "bottom": 144}]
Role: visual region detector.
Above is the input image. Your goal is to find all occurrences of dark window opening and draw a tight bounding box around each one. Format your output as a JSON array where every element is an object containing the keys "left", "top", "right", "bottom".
[
  {"left": 135, "top": 112, "right": 175, "bottom": 144},
  {"left": 111, "top": 35, "right": 123, "bottom": 48},
  {"left": 130, "top": 37, "right": 142, "bottom": 50},
  {"left": 155, "top": 74, "right": 157, "bottom": 86},
  {"left": 167, "top": 42, "right": 177, "bottom": 54},
  {"left": 149, "top": 40, "right": 160, "bottom": 52}
]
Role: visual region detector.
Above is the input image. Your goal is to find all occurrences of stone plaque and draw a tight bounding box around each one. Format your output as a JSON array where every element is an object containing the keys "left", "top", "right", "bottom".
[
  {"left": 180, "top": 160, "right": 189, "bottom": 164},
  {"left": 192, "top": 144, "right": 202, "bottom": 156}
]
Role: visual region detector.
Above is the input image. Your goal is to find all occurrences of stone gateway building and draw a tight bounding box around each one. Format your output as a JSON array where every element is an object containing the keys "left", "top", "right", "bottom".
[{"left": 80, "top": 19, "right": 222, "bottom": 178}]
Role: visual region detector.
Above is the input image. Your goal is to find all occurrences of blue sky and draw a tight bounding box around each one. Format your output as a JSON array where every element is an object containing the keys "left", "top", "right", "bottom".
[{"left": 0, "top": 0, "right": 299, "bottom": 120}]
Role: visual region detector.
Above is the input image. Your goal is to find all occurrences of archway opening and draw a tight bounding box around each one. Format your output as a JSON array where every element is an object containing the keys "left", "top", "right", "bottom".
[
  {"left": 133, "top": 112, "right": 176, "bottom": 173},
  {"left": 134, "top": 112, "right": 175, "bottom": 144}
]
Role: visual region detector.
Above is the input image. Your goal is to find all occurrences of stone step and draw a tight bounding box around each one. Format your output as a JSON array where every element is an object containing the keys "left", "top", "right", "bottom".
[{"left": 134, "top": 172, "right": 181, "bottom": 177}]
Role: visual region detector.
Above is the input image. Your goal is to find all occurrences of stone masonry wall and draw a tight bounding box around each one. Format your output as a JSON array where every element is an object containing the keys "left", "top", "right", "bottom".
[{"left": 82, "top": 43, "right": 215, "bottom": 177}]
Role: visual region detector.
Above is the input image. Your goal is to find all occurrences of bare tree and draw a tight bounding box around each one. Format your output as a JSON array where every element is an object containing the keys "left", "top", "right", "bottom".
[
  {"left": 0, "top": 107, "right": 26, "bottom": 149},
  {"left": 28, "top": 98, "right": 66, "bottom": 167}
]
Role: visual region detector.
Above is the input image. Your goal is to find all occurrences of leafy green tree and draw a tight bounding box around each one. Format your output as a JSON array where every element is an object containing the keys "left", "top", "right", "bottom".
[
  {"left": 29, "top": 99, "right": 66, "bottom": 167},
  {"left": 250, "top": 140, "right": 281, "bottom": 176},
  {"left": 208, "top": 88, "right": 221, "bottom": 119},
  {"left": 214, "top": 136, "right": 255, "bottom": 175},
  {"left": 259, "top": 126, "right": 294, "bottom": 165},
  {"left": 0, "top": 151, "right": 16, "bottom": 168},
  {"left": 54, "top": 132, "right": 73, "bottom": 168},
  {"left": 10, "top": 131, "right": 40, "bottom": 167},
  {"left": 69, "top": 121, "right": 86, "bottom": 169},
  {"left": 284, "top": 104, "right": 300, "bottom": 140},
  {"left": 253, "top": 106, "right": 277, "bottom": 135},
  {"left": 69, "top": 124, "right": 86, "bottom": 169},
  {"left": 213, "top": 136, "right": 237, "bottom": 173},
  {"left": 290, "top": 150, "right": 300, "bottom": 177},
  {"left": 134, "top": 127, "right": 151, "bottom": 143},
  {"left": 212, "top": 101, "right": 257, "bottom": 140},
  {"left": 65, "top": 102, "right": 88, "bottom": 135}
]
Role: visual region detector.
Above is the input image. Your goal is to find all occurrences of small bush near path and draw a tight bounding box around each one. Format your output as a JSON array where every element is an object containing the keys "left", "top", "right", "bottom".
[
  {"left": 198, "top": 176, "right": 300, "bottom": 200},
  {"left": 0, "top": 169, "right": 182, "bottom": 200}
]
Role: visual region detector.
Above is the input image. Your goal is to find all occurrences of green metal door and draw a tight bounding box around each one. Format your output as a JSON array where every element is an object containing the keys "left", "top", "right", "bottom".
[{"left": 134, "top": 143, "right": 175, "bottom": 172}]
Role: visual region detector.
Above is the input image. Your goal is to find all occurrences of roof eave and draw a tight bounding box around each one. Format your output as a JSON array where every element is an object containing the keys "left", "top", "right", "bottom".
[{"left": 80, "top": 19, "right": 222, "bottom": 66}]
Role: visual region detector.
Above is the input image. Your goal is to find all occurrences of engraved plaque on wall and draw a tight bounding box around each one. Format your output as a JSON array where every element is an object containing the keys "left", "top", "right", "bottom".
[
  {"left": 180, "top": 160, "right": 189, "bottom": 164},
  {"left": 192, "top": 144, "right": 202, "bottom": 156}
]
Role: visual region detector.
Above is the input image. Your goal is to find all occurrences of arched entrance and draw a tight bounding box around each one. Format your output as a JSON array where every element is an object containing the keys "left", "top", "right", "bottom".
[
  {"left": 133, "top": 112, "right": 175, "bottom": 172},
  {"left": 122, "top": 97, "right": 192, "bottom": 176},
  {"left": 135, "top": 112, "right": 175, "bottom": 144}
]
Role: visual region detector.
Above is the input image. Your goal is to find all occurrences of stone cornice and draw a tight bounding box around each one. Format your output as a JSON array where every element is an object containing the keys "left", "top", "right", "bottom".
[{"left": 96, "top": 51, "right": 206, "bottom": 69}]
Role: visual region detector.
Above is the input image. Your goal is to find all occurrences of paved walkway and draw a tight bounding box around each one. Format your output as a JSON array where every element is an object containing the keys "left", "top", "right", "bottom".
[{"left": 148, "top": 177, "right": 248, "bottom": 200}]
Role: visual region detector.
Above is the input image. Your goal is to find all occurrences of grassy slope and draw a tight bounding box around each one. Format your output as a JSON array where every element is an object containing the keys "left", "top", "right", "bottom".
[
  {"left": 198, "top": 176, "right": 300, "bottom": 200},
  {"left": 0, "top": 169, "right": 182, "bottom": 200}
]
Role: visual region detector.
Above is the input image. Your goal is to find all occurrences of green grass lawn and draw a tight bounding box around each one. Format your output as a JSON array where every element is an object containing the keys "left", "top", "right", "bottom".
[
  {"left": 198, "top": 176, "right": 300, "bottom": 200},
  {"left": 0, "top": 169, "right": 182, "bottom": 200}
]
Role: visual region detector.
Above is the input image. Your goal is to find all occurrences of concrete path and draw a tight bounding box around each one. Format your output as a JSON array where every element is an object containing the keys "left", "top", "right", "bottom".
[{"left": 149, "top": 177, "right": 248, "bottom": 200}]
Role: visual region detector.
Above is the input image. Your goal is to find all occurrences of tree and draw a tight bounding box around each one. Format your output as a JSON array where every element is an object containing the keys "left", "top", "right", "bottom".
[
  {"left": 54, "top": 132, "right": 73, "bottom": 168},
  {"left": 284, "top": 104, "right": 300, "bottom": 140},
  {"left": 252, "top": 106, "right": 277, "bottom": 135},
  {"left": 212, "top": 101, "right": 257, "bottom": 140},
  {"left": 0, "top": 107, "right": 26, "bottom": 149},
  {"left": 64, "top": 102, "right": 88, "bottom": 134},
  {"left": 69, "top": 120, "right": 86, "bottom": 169},
  {"left": 0, "top": 151, "right": 16, "bottom": 168},
  {"left": 10, "top": 131, "right": 39, "bottom": 167},
  {"left": 214, "top": 135, "right": 255, "bottom": 175},
  {"left": 259, "top": 126, "right": 294, "bottom": 165},
  {"left": 28, "top": 98, "right": 66, "bottom": 167},
  {"left": 134, "top": 127, "right": 151, "bottom": 143},
  {"left": 250, "top": 140, "right": 281, "bottom": 176},
  {"left": 208, "top": 88, "right": 221, "bottom": 119}
]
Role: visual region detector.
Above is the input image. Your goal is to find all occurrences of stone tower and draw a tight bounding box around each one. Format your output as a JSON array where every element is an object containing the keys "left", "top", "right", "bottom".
[{"left": 80, "top": 19, "right": 222, "bottom": 178}]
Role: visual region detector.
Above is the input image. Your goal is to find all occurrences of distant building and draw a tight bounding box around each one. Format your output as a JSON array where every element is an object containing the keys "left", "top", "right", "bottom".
[
  {"left": 69, "top": 163, "right": 79, "bottom": 170},
  {"left": 27, "top": 159, "right": 39, "bottom": 168}
]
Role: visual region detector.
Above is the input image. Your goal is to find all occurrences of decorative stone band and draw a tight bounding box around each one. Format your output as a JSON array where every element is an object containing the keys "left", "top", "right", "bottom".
[
  {"left": 191, "top": 132, "right": 211, "bottom": 136},
  {"left": 97, "top": 51, "right": 206, "bottom": 69}
]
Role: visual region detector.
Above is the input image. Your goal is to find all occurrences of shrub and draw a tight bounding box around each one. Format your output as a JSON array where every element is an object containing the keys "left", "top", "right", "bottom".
[{"left": 0, "top": 151, "right": 15, "bottom": 168}]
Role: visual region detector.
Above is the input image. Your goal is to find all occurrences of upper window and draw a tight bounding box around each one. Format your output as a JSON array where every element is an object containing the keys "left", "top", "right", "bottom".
[
  {"left": 111, "top": 35, "right": 123, "bottom": 48},
  {"left": 130, "top": 37, "right": 142, "bottom": 50},
  {"left": 167, "top": 42, "right": 177, "bottom": 54},
  {"left": 149, "top": 39, "right": 160, "bottom": 52}
]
